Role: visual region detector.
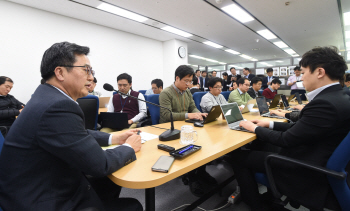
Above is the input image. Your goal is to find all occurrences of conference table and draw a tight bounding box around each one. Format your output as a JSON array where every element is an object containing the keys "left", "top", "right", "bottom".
[{"left": 107, "top": 111, "right": 287, "bottom": 211}]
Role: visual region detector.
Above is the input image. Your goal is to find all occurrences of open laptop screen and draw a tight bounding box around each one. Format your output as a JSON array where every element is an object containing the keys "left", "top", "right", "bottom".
[
  {"left": 256, "top": 97, "right": 269, "bottom": 115},
  {"left": 281, "top": 95, "right": 289, "bottom": 107},
  {"left": 294, "top": 92, "right": 302, "bottom": 104},
  {"left": 221, "top": 103, "right": 243, "bottom": 124}
]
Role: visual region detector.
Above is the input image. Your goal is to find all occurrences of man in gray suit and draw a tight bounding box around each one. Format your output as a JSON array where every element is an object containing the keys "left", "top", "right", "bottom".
[{"left": 0, "top": 42, "right": 143, "bottom": 211}]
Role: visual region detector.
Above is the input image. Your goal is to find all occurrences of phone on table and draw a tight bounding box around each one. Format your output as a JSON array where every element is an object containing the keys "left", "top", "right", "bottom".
[{"left": 151, "top": 155, "right": 175, "bottom": 173}]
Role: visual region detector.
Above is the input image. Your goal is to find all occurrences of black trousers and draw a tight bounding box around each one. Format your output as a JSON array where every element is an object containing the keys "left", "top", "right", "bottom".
[
  {"left": 87, "top": 176, "right": 143, "bottom": 211},
  {"left": 291, "top": 89, "right": 306, "bottom": 101}
]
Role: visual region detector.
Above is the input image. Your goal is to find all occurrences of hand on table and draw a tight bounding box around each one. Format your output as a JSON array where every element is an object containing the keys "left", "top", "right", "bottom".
[
  {"left": 112, "top": 129, "right": 140, "bottom": 145},
  {"left": 239, "top": 121, "right": 257, "bottom": 132},
  {"left": 294, "top": 105, "right": 305, "bottom": 110},
  {"left": 251, "top": 119, "right": 270, "bottom": 128},
  {"left": 269, "top": 110, "right": 285, "bottom": 117},
  {"left": 188, "top": 113, "right": 208, "bottom": 120}
]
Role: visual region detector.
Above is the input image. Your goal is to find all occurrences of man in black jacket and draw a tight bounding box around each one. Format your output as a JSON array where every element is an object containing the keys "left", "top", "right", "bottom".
[
  {"left": 247, "top": 77, "right": 263, "bottom": 99},
  {"left": 0, "top": 76, "right": 24, "bottom": 136},
  {"left": 234, "top": 46, "right": 350, "bottom": 211},
  {"left": 262, "top": 68, "right": 278, "bottom": 90}
]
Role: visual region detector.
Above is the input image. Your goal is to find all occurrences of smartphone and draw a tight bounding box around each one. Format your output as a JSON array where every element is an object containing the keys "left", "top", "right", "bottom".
[{"left": 151, "top": 155, "right": 175, "bottom": 173}]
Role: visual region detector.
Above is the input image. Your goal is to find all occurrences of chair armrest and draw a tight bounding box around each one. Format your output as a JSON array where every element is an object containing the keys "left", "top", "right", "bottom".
[
  {"left": 0, "top": 126, "right": 8, "bottom": 136},
  {"left": 264, "top": 154, "right": 347, "bottom": 198},
  {"left": 136, "top": 118, "right": 152, "bottom": 128}
]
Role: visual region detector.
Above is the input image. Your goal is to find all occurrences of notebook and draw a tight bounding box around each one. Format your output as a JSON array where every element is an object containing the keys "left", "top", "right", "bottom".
[
  {"left": 241, "top": 99, "right": 257, "bottom": 114},
  {"left": 219, "top": 103, "right": 252, "bottom": 133},
  {"left": 256, "top": 97, "right": 285, "bottom": 119},
  {"left": 100, "top": 112, "right": 129, "bottom": 129}
]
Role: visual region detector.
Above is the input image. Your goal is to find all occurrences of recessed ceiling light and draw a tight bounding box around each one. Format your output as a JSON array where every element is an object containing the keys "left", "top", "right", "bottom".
[
  {"left": 261, "top": 62, "right": 269, "bottom": 65},
  {"left": 275, "top": 60, "right": 283, "bottom": 63},
  {"left": 239, "top": 54, "right": 252, "bottom": 59},
  {"left": 203, "top": 41, "right": 223, "bottom": 48},
  {"left": 344, "top": 12, "right": 350, "bottom": 26},
  {"left": 250, "top": 58, "right": 258, "bottom": 61},
  {"left": 273, "top": 41, "right": 288, "bottom": 48},
  {"left": 257, "top": 29, "right": 277, "bottom": 40},
  {"left": 346, "top": 31, "right": 350, "bottom": 39},
  {"left": 97, "top": 3, "right": 148, "bottom": 22},
  {"left": 225, "top": 49, "right": 240, "bottom": 55},
  {"left": 221, "top": 4, "right": 254, "bottom": 23},
  {"left": 284, "top": 49, "right": 296, "bottom": 54},
  {"left": 219, "top": 62, "right": 227, "bottom": 64},
  {"left": 291, "top": 54, "right": 300, "bottom": 57},
  {"left": 206, "top": 58, "right": 219, "bottom": 63},
  {"left": 161, "top": 26, "right": 193, "bottom": 37},
  {"left": 189, "top": 55, "right": 205, "bottom": 59}
]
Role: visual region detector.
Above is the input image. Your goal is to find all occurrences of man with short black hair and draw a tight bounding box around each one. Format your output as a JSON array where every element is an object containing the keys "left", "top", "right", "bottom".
[
  {"left": 343, "top": 74, "right": 350, "bottom": 90},
  {"left": 199, "top": 70, "right": 208, "bottom": 90},
  {"left": 222, "top": 72, "right": 229, "bottom": 91},
  {"left": 262, "top": 68, "right": 278, "bottom": 90},
  {"left": 262, "top": 78, "right": 281, "bottom": 100},
  {"left": 88, "top": 77, "right": 102, "bottom": 97},
  {"left": 159, "top": 65, "right": 207, "bottom": 123},
  {"left": 200, "top": 77, "right": 227, "bottom": 113},
  {"left": 247, "top": 77, "right": 263, "bottom": 99},
  {"left": 190, "top": 76, "right": 201, "bottom": 95},
  {"left": 242, "top": 67, "right": 255, "bottom": 81},
  {"left": 228, "top": 78, "right": 253, "bottom": 107},
  {"left": 231, "top": 46, "right": 350, "bottom": 211},
  {"left": 195, "top": 69, "right": 201, "bottom": 86},
  {"left": 228, "top": 67, "right": 241, "bottom": 91},
  {"left": 145, "top": 79, "right": 163, "bottom": 95},
  {"left": 211, "top": 71, "right": 217, "bottom": 78},
  {"left": 288, "top": 66, "right": 306, "bottom": 100},
  {"left": 0, "top": 76, "right": 24, "bottom": 136}
]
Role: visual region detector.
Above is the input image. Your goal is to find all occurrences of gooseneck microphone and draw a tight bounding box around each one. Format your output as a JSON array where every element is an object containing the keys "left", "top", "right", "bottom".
[{"left": 103, "top": 83, "right": 180, "bottom": 141}]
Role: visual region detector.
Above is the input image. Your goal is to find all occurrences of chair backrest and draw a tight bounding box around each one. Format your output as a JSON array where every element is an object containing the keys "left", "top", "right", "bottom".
[
  {"left": 221, "top": 91, "right": 231, "bottom": 101},
  {"left": 0, "top": 132, "right": 4, "bottom": 156},
  {"left": 77, "top": 95, "right": 99, "bottom": 130},
  {"left": 138, "top": 90, "right": 147, "bottom": 95},
  {"left": 192, "top": 92, "right": 206, "bottom": 112},
  {"left": 113, "top": 91, "right": 118, "bottom": 96},
  {"left": 146, "top": 94, "right": 160, "bottom": 125},
  {"left": 326, "top": 131, "right": 350, "bottom": 210}
]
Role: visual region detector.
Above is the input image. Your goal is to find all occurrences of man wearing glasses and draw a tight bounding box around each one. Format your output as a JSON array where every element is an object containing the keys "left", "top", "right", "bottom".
[
  {"left": 228, "top": 78, "right": 253, "bottom": 108},
  {"left": 0, "top": 42, "right": 143, "bottom": 210},
  {"left": 200, "top": 77, "right": 228, "bottom": 113},
  {"left": 159, "top": 65, "right": 207, "bottom": 123},
  {"left": 145, "top": 78, "right": 163, "bottom": 95}
]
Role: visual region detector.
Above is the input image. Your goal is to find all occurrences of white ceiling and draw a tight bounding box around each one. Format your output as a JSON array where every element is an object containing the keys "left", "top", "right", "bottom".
[{"left": 7, "top": 0, "right": 349, "bottom": 66}]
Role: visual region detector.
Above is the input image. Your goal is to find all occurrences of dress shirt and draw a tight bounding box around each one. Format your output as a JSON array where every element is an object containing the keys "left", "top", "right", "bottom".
[
  {"left": 107, "top": 89, "right": 147, "bottom": 123},
  {"left": 287, "top": 75, "right": 304, "bottom": 90},
  {"left": 267, "top": 76, "right": 273, "bottom": 83},
  {"left": 172, "top": 83, "right": 189, "bottom": 118},
  {"left": 268, "top": 86, "right": 275, "bottom": 93},
  {"left": 145, "top": 88, "right": 154, "bottom": 95},
  {"left": 245, "top": 74, "right": 250, "bottom": 79},
  {"left": 200, "top": 92, "right": 227, "bottom": 113}
]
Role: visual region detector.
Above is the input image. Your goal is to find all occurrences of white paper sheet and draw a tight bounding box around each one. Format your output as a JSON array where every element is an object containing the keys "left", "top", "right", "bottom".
[{"left": 102, "top": 132, "right": 159, "bottom": 150}]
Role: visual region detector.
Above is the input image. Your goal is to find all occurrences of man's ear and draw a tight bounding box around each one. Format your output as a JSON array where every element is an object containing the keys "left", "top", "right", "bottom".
[
  {"left": 54, "top": 67, "right": 65, "bottom": 81},
  {"left": 317, "top": 67, "right": 326, "bottom": 79}
]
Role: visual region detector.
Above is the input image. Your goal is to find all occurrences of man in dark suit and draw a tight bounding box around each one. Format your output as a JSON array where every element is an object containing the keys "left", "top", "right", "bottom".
[
  {"left": 199, "top": 70, "right": 208, "bottom": 90},
  {"left": 0, "top": 42, "right": 143, "bottom": 211},
  {"left": 242, "top": 67, "right": 255, "bottom": 82},
  {"left": 262, "top": 68, "right": 278, "bottom": 89},
  {"left": 222, "top": 72, "right": 230, "bottom": 91},
  {"left": 234, "top": 46, "right": 350, "bottom": 211},
  {"left": 247, "top": 77, "right": 263, "bottom": 99},
  {"left": 227, "top": 67, "right": 241, "bottom": 91}
]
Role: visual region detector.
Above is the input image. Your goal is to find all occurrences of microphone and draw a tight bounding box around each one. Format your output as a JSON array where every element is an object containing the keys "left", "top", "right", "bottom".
[{"left": 103, "top": 83, "right": 180, "bottom": 141}]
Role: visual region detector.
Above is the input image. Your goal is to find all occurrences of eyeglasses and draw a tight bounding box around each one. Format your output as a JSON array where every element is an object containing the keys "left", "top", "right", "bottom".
[
  {"left": 213, "top": 86, "right": 223, "bottom": 89},
  {"left": 183, "top": 80, "right": 193, "bottom": 85},
  {"left": 59, "top": 65, "right": 95, "bottom": 76},
  {"left": 243, "top": 83, "right": 250, "bottom": 87}
]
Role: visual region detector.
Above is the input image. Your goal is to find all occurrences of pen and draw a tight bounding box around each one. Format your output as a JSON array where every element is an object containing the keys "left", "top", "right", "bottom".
[
  {"left": 179, "top": 145, "right": 194, "bottom": 154},
  {"left": 137, "top": 131, "right": 141, "bottom": 135}
]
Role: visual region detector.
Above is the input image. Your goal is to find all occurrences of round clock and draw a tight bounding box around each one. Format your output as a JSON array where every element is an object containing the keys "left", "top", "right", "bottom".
[{"left": 178, "top": 46, "right": 186, "bottom": 58}]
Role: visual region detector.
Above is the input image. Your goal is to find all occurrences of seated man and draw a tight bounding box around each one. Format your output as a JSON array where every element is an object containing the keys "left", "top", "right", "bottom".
[
  {"left": 159, "top": 65, "right": 207, "bottom": 123},
  {"left": 234, "top": 46, "right": 350, "bottom": 211},
  {"left": 0, "top": 42, "right": 143, "bottom": 211},
  {"left": 222, "top": 72, "right": 230, "bottom": 91},
  {"left": 145, "top": 78, "right": 163, "bottom": 95},
  {"left": 0, "top": 76, "right": 24, "bottom": 137},
  {"left": 200, "top": 77, "right": 227, "bottom": 113},
  {"left": 190, "top": 76, "right": 201, "bottom": 95},
  {"left": 231, "top": 81, "right": 238, "bottom": 90},
  {"left": 247, "top": 77, "right": 263, "bottom": 99},
  {"left": 262, "top": 68, "right": 278, "bottom": 90},
  {"left": 104, "top": 73, "right": 147, "bottom": 131},
  {"left": 228, "top": 78, "right": 252, "bottom": 107},
  {"left": 262, "top": 78, "right": 281, "bottom": 101},
  {"left": 87, "top": 77, "right": 102, "bottom": 97}
]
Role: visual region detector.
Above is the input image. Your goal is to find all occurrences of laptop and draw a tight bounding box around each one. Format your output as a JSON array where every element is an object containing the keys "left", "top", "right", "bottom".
[
  {"left": 294, "top": 92, "right": 305, "bottom": 105},
  {"left": 256, "top": 97, "right": 285, "bottom": 119},
  {"left": 185, "top": 105, "right": 222, "bottom": 124},
  {"left": 281, "top": 95, "right": 297, "bottom": 111},
  {"left": 100, "top": 112, "right": 129, "bottom": 129},
  {"left": 241, "top": 99, "right": 257, "bottom": 114},
  {"left": 219, "top": 103, "right": 253, "bottom": 133},
  {"left": 269, "top": 94, "right": 281, "bottom": 109},
  {"left": 99, "top": 97, "right": 110, "bottom": 108}
]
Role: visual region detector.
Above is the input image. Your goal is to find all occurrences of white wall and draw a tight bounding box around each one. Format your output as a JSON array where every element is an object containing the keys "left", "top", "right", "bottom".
[{"left": 0, "top": 1, "right": 164, "bottom": 103}]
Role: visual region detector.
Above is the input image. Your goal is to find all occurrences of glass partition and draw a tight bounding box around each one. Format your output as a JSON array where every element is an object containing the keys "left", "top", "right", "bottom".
[{"left": 293, "top": 57, "right": 302, "bottom": 65}]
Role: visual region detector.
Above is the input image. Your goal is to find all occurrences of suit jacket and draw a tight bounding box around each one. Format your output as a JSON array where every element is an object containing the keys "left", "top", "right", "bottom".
[
  {"left": 262, "top": 76, "right": 278, "bottom": 90},
  {"left": 244, "top": 74, "right": 255, "bottom": 81},
  {"left": 199, "top": 77, "right": 208, "bottom": 89},
  {"left": 247, "top": 87, "right": 262, "bottom": 99},
  {"left": 255, "top": 84, "right": 350, "bottom": 210},
  {"left": 222, "top": 79, "right": 229, "bottom": 91},
  {"left": 0, "top": 84, "right": 136, "bottom": 211},
  {"left": 227, "top": 74, "right": 241, "bottom": 85}
]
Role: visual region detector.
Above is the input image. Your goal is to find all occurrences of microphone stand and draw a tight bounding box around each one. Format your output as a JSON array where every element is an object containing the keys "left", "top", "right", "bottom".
[{"left": 113, "top": 89, "right": 180, "bottom": 141}]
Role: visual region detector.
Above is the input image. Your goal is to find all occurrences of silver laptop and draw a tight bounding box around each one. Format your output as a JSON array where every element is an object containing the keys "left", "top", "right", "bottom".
[
  {"left": 241, "top": 99, "right": 257, "bottom": 114},
  {"left": 219, "top": 103, "right": 253, "bottom": 133},
  {"left": 256, "top": 97, "right": 285, "bottom": 119}
]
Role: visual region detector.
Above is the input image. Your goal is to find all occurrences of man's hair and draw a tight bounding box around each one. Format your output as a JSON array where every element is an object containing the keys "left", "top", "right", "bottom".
[
  {"left": 243, "top": 67, "right": 250, "bottom": 72},
  {"left": 175, "top": 65, "right": 194, "bottom": 81},
  {"left": 251, "top": 77, "right": 262, "bottom": 85},
  {"left": 40, "top": 42, "right": 90, "bottom": 80},
  {"left": 230, "top": 67, "right": 236, "bottom": 71},
  {"left": 345, "top": 74, "right": 350, "bottom": 82},
  {"left": 202, "top": 70, "right": 207, "bottom": 74},
  {"left": 294, "top": 66, "right": 301, "bottom": 71},
  {"left": 299, "top": 46, "right": 347, "bottom": 81},
  {"left": 266, "top": 68, "right": 273, "bottom": 73},
  {"left": 0, "top": 76, "right": 13, "bottom": 86},
  {"left": 151, "top": 79, "right": 163, "bottom": 88},
  {"left": 40, "top": 79, "right": 46, "bottom": 84},
  {"left": 237, "top": 78, "right": 248, "bottom": 86},
  {"left": 192, "top": 76, "right": 198, "bottom": 85},
  {"left": 208, "top": 77, "right": 222, "bottom": 88},
  {"left": 212, "top": 71, "right": 217, "bottom": 74},
  {"left": 117, "top": 73, "right": 132, "bottom": 84},
  {"left": 222, "top": 72, "right": 228, "bottom": 77},
  {"left": 195, "top": 69, "right": 201, "bottom": 73},
  {"left": 93, "top": 77, "right": 97, "bottom": 83},
  {"left": 271, "top": 78, "right": 282, "bottom": 85}
]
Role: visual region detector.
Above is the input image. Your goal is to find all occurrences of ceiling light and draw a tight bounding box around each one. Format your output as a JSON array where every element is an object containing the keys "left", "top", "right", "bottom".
[
  {"left": 291, "top": 54, "right": 300, "bottom": 57},
  {"left": 239, "top": 54, "right": 252, "bottom": 59},
  {"left": 346, "top": 31, "right": 350, "bottom": 39},
  {"left": 267, "top": 64, "right": 273, "bottom": 67},
  {"left": 344, "top": 12, "right": 350, "bottom": 26},
  {"left": 257, "top": 29, "right": 277, "bottom": 40},
  {"left": 273, "top": 41, "right": 288, "bottom": 48},
  {"left": 284, "top": 49, "right": 296, "bottom": 54},
  {"left": 219, "top": 62, "right": 227, "bottom": 64},
  {"left": 97, "top": 3, "right": 148, "bottom": 22},
  {"left": 275, "top": 60, "right": 283, "bottom": 63},
  {"left": 203, "top": 41, "right": 223, "bottom": 48},
  {"left": 250, "top": 58, "right": 258, "bottom": 61},
  {"left": 161, "top": 26, "right": 193, "bottom": 37},
  {"left": 221, "top": 4, "right": 254, "bottom": 23},
  {"left": 261, "top": 62, "right": 269, "bottom": 65},
  {"left": 206, "top": 58, "right": 219, "bottom": 63},
  {"left": 189, "top": 55, "right": 205, "bottom": 59},
  {"left": 225, "top": 49, "right": 240, "bottom": 55}
]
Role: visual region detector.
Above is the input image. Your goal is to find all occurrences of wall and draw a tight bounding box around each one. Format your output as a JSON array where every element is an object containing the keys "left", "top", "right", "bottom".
[{"left": 0, "top": 1, "right": 164, "bottom": 103}]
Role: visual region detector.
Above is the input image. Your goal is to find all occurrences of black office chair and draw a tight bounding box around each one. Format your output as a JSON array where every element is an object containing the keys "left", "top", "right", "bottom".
[{"left": 77, "top": 95, "right": 99, "bottom": 130}]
